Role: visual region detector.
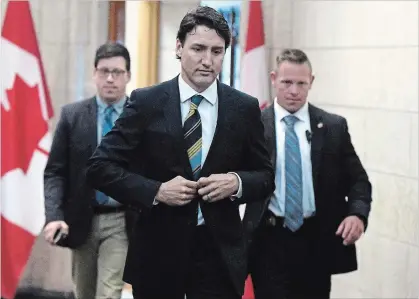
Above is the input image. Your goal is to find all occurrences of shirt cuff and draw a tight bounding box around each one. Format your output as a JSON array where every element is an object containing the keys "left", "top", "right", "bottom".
[
  {"left": 153, "top": 198, "right": 159, "bottom": 205},
  {"left": 228, "top": 172, "right": 243, "bottom": 200}
]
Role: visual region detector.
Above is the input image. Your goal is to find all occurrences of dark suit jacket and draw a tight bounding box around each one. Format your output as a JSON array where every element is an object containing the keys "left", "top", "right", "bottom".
[
  {"left": 85, "top": 77, "right": 275, "bottom": 296},
  {"left": 44, "top": 97, "right": 136, "bottom": 248},
  {"left": 244, "top": 103, "right": 372, "bottom": 274}
]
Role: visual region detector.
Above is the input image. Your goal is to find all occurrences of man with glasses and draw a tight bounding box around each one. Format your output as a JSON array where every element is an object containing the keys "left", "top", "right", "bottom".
[
  {"left": 244, "top": 48, "right": 372, "bottom": 299},
  {"left": 43, "top": 42, "right": 134, "bottom": 299}
]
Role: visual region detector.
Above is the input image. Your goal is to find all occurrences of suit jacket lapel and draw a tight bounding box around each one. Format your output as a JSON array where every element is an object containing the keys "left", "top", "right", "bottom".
[
  {"left": 308, "top": 104, "right": 325, "bottom": 190},
  {"left": 86, "top": 97, "right": 98, "bottom": 154},
  {"left": 264, "top": 106, "right": 277, "bottom": 167},
  {"left": 261, "top": 105, "right": 277, "bottom": 210},
  {"left": 163, "top": 76, "right": 194, "bottom": 179}
]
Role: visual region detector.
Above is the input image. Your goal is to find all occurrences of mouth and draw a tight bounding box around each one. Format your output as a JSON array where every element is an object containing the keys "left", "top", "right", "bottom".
[
  {"left": 103, "top": 86, "right": 116, "bottom": 90},
  {"left": 197, "top": 70, "right": 213, "bottom": 75}
]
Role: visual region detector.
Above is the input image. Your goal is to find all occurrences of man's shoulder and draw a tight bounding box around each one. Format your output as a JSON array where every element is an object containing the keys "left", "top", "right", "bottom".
[
  {"left": 261, "top": 104, "right": 274, "bottom": 120},
  {"left": 219, "top": 82, "right": 258, "bottom": 106},
  {"left": 61, "top": 97, "right": 95, "bottom": 113},
  {"left": 130, "top": 78, "right": 174, "bottom": 98},
  {"left": 309, "top": 103, "right": 346, "bottom": 125}
]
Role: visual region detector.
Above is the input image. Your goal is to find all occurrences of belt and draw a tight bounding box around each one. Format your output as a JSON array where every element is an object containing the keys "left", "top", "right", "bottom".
[
  {"left": 93, "top": 205, "right": 126, "bottom": 214},
  {"left": 262, "top": 210, "right": 315, "bottom": 229},
  {"left": 262, "top": 210, "right": 285, "bottom": 227}
]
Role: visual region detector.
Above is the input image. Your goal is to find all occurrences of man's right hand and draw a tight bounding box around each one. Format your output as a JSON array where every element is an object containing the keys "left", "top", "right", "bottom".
[
  {"left": 43, "top": 221, "right": 69, "bottom": 245},
  {"left": 155, "top": 176, "right": 198, "bottom": 206}
]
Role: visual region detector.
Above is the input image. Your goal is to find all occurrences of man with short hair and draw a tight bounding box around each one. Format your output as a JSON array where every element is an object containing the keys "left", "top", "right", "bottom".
[
  {"left": 86, "top": 6, "right": 274, "bottom": 299},
  {"left": 244, "top": 48, "right": 372, "bottom": 299},
  {"left": 43, "top": 42, "right": 134, "bottom": 299}
]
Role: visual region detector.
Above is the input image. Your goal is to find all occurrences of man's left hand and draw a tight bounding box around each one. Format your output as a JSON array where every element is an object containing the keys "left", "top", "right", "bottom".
[
  {"left": 336, "top": 215, "right": 365, "bottom": 246},
  {"left": 197, "top": 174, "right": 238, "bottom": 202}
]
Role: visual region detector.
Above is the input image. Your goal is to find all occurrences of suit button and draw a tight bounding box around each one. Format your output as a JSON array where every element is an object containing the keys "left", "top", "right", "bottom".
[{"left": 268, "top": 216, "right": 276, "bottom": 227}]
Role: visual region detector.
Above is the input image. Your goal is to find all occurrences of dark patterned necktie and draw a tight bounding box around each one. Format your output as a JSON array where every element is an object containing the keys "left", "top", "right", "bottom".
[{"left": 184, "top": 95, "right": 203, "bottom": 180}]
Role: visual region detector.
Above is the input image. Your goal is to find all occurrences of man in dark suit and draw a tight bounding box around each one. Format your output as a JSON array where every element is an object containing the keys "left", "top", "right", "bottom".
[
  {"left": 43, "top": 43, "right": 135, "bottom": 299},
  {"left": 85, "top": 6, "right": 274, "bottom": 299},
  {"left": 244, "top": 49, "right": 372, "bottom": 299}
]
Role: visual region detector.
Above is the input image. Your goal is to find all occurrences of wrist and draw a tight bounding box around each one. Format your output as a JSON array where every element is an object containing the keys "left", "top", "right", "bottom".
[
  {"left": 228, "top": 173, "right": 239, "bottom": 193},
  {"left": 155, "top": 183, "right": 164, "bottom": 200}
]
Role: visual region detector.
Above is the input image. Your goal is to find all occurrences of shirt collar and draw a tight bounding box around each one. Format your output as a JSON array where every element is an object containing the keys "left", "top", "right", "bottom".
[
  {"left": 178, "top": 74, "right": 217, "bottom": 105},
  {"left": 274, "top": 98, "right": 310, "bottom": 124},
  {"left": 96, "top": 96, "right": 126, "bottom": 114}
]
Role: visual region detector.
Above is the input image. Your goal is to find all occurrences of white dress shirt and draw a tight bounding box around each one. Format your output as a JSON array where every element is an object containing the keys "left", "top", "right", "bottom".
[
  {"left": 179, "top": 75, "right": 218, "bottom": 165},
  {"left": 178, "top": 75, "right": 242, "bottom": 225},
  {"left": 268, "top": 99, "right": 316, "bottom": 218}
]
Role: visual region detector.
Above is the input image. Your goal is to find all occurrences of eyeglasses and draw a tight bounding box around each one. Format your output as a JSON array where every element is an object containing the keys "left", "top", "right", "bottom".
[{"left": 96, "top": 68, "right": 127, "bottom": 79}]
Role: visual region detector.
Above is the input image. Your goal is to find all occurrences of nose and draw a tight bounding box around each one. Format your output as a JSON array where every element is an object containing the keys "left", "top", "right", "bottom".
[
  {"left": 289, "top": 83, "right": 299, "bottom": 95},
  {"left": 201, "top": 50, "right": 212, "bottom": 67},
  {"left": 106, "top": 73, "right": 114, "bottom": 82}
]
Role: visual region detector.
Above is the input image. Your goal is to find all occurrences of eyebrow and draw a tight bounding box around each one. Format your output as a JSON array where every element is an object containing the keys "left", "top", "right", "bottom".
[{"left": 191, "top": 43, "right": 224, "bottom": 49}]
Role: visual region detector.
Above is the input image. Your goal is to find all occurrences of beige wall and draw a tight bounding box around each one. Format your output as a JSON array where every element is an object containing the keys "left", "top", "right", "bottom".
[
  {"left": 2, "top": 0, "right": 109, "bottom": 292},
  {"left": 273, "top": 2, "right": 418, "bottom": 298},
  {"left": 157, "top": 0, "right": 419, "bottom": 298},
  {"left": 158, "top": 0, "right": 201, "bottom": 82}
]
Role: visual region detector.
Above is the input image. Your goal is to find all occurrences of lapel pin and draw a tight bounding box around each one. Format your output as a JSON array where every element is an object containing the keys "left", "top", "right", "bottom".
[{"left": 317, "top": 122, "right": 323, "bottom": 128}]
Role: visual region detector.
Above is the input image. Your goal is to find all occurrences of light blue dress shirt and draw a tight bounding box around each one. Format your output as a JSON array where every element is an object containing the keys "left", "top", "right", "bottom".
[
  {"left": 95, "top": 96, "right": 125, "bottom": 207},
  {"left": 268, "top": 100, "right": 316, "bottom": 218}
]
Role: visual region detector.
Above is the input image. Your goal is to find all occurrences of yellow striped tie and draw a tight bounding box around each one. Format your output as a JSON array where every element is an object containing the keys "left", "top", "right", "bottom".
[{"left": 184, "top": 95, "right": 203, "bottom": 180}]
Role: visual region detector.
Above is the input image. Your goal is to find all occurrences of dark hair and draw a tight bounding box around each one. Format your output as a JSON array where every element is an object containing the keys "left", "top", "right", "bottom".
[
  {"left": 275, "top": 48, "right": 312, "bottom": 72},
  {"left": 176, "top": 6, "right": 231, "bottom": 59},
  {"left": 94, "top": 42, "right": 131, "bottom": 72}
]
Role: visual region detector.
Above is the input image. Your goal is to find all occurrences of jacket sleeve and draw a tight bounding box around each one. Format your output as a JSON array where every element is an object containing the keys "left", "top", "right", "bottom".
[
  {"left": 44, "top": 107, "right": 69, "bottom": 224},
  {"left": 340, "top": 118, "right": 372, "bottom": 229},
  {"left": 85, "top": 90, "right": 162, "bottom": 209},
  {"left": 235, "top": 99, "right": 276, "bottom": 205}
]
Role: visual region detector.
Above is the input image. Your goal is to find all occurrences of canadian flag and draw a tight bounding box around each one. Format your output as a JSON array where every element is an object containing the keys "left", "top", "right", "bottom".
[
  {"left": 1, "top": 1, "right": 54, "bottom": 298},
  {"left": 241, "top": 0, "right": 270, "bottom": 109},
  {"left": 240, "top": 1, "right": 269, "bottom": 299}
]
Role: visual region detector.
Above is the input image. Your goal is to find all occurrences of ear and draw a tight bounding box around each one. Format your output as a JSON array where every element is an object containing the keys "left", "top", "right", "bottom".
[
  {"left": 269, "top": 71, "right": 276, "bottom": 85},
  {"left": 308, "top": 74, "right": 315, "bottom": 89},
  {"left": 175, "top": 39, "right": 183, "bottom": 58}
]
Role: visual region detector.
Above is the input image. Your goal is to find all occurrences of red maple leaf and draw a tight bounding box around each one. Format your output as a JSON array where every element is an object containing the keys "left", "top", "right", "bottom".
[{"left": 1, "top": 75, "right": 48, "bottom": 176}]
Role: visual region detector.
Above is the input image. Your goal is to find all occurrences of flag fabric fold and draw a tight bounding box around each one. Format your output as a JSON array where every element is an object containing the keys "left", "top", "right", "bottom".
[
  {"left": 1, "top": 1, "right": 53, "bottom": 298},
  {"left": 241, "top": 0, "right": 270, "bottom": 110}
]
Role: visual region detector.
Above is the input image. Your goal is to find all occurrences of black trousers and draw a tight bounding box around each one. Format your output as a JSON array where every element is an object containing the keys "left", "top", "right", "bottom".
[
  {"left": 249, "top": 211, "right": 332, "bottom": 299},
  {"left": 132, "top": 225, "right": 240, "bottom": 299}
]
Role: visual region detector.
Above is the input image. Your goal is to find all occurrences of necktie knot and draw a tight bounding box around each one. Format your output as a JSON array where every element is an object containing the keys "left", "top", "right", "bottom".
[
  {"left": 102, "top": 105, "right": 115, "bottom": 136},
  {"left": 104, "top": 105, "right": 115, "bottom": 117},
  {"left": 190, "top": 95, "right": 204, "bottom": 110},
  {"left": 283, "top": 115, "right": 299, "bottom": 128}
]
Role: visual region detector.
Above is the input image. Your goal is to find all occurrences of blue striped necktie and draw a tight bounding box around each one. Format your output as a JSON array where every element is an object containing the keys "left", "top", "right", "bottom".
[
  {"left": 96, "top": 105, "right": 115, "bottom": 205},
  {"left": 102, "top": 105, "right": 115, "bottom": 135},
  {"left": 283, "top": 115, "right": 304, "bottom": 231}
]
